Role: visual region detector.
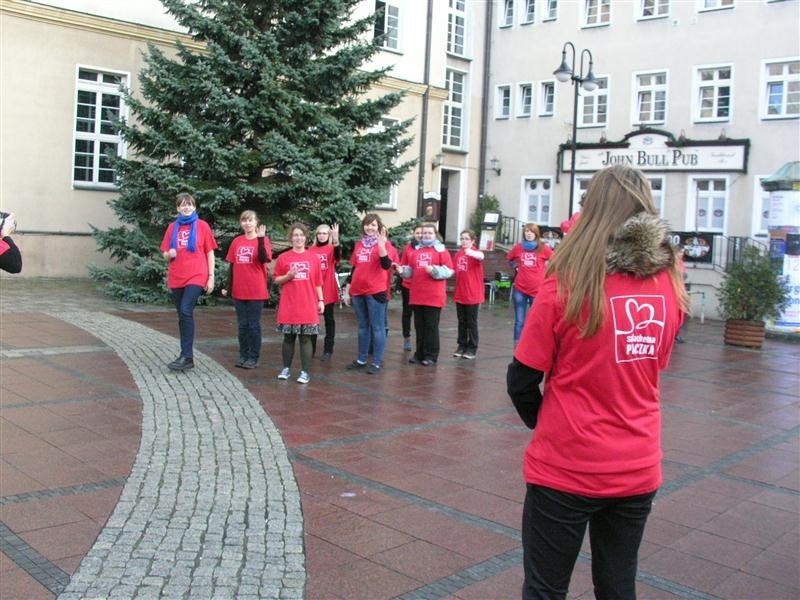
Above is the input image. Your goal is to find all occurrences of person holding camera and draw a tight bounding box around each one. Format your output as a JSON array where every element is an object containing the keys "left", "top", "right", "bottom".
[{"left": 0, "top": 212, "right": 22, "bottom": 274}]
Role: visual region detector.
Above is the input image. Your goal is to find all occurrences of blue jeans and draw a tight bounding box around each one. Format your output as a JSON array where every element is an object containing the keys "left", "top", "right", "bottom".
[
  {"left": 522, "top": 483, "right": 656, "bottom": 600},
  {"left": 170, "top": 285, "right": 203, "bottom": 359},
  {"left": 233, "top": 299, "right": 263, "bottom": 361},
  {"left": 513, "top": 286, "right": 535, "bottom": 342},
  {"left": 351, "top": 294, "right": 387, "bottom": 366}
]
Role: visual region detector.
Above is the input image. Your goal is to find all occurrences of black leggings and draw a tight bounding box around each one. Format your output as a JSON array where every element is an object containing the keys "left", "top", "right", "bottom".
[{"left": 282, "top": 333, "right": 313, "bottom": 372}]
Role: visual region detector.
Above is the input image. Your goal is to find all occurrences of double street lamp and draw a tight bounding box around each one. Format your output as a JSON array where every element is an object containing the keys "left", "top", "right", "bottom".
[{"left": 553, "top": 41, "right": 598, "bottom": 217}]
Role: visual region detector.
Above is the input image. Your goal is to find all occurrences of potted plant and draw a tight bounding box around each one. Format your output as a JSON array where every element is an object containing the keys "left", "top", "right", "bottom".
[{"left": 717, "top": 245, "right": 790, "bottom": 349}]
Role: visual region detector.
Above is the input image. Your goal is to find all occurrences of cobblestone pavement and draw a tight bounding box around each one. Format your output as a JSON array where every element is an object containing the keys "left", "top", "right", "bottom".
[
  {"left": 50, "top": 312, "right": 304, "bottom": 599},
  {"left": 1, "top": 277, "right": 799, "bottom": 599}
]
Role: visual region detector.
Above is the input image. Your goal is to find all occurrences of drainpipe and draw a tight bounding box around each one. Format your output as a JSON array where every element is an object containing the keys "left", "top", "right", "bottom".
[
  {"left": 416, "top": 0, "right": 435, "bottom": 217},
  {"left": 477, "top": 0, "right": 494, "bottom": 201}
]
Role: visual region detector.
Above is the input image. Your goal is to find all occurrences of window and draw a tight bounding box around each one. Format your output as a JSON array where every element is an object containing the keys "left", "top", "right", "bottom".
[
  {"left": 374, "top": 1, "right": 400, "bottom": 50},
  {"left": 698, "top": 0, "right": 733, "bottom": 11},
  {"left": 573, "top": 176, "right": 592, "bottom": 216},
  {"left": 447, "top": 0, "right": 466, "bottom": 56},
  {"left": 639, "top": 0, "right": 669, "bottom": 18},
  {"left": 691, "top": 177, "right": 727, "bottom": 232},
  {"left": 752, "top": 176, "right": 770, "bottom": 237},
  {"left": 522, "top": 0, "right": 536, "bottom": 23},
  {"left": 762, "top": 59, "right": 800, "bottom": 119},
  {"left": 496, "top": 85, "right": 511, "bottom": 119},
  {"left": 544, "top": 0, "right": 559, "bottom": 20},
  {"left": 501, "top": 0, "right": 514, "bottom": 26},
  {"left": 583, "top": 0, "right": 610, "bottom": 26},
  {"left": 518, "top": 83, "right": 533, "bottom": 117},
  {"left": 443, "top": 70, "right": 466, "bottom": 148},
  {"left": 695, "top": 65, "right": 732, "bottom": 122},
  {"left": 374, "top": 118, "right": 399, "bottom": 209},
  {"left": 648, "top": 176, "right": 664, "bottom": 215},
  {"left": 539, "top": 81, "right": 555, "bottom": 116},
  {"left": 525, "top": 178, "right": 552, "bottom": 223},
  {"left": 73, "top": 67, "right": 127, "bottom": 187},
  {"left": 579, "top": 76, "right": 608, "bottom": 126},
  {"left": 633, "top": 71, "right": 667, "bottom": 125}
]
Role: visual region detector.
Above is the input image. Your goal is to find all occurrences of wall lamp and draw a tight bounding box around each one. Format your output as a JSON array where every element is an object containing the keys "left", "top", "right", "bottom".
[
  {"left": 489, "top": 157, "right": 502, "bottom": 175},
  {"left": 431, "top": 153, "right": 444, "bottom": 169}
]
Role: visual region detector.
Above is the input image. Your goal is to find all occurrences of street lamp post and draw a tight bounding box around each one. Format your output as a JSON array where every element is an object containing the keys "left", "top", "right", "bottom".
[{"left": 553, "top": 42, "right": 598, "bottom": 217}]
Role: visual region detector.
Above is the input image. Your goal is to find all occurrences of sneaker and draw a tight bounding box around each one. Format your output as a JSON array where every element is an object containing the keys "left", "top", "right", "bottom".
[
  {"left": 277, "top": 367, "right": 291, "bottom": 380},
  {"left": 452, "top": 346, "right": 465, "bottom": 358},
  {"left": 366, "top": 363, "right": 381, "bottom": 375},
  {"left": 234, "top": 358, "right": 246, "bottom": 368},
  {"left": 403, "top": 338, "right": 412, "bottom": 352},
  {"left": 241, "top": 359, "right": 258, "bottom": 369},
  {"left": 408, "top": 355, "right": 421, "bottom": 364},
  {"left": 675, "top": 335, "right": 685, "bottom": 344},
  {"left": 168, "top": 356, "right": 194, "bottom": 371},
  {"left": 320, "top": 352, "right": 332, "bottom": 362},
  {"left": 462, "top": 351, "right": 476, "bottom": 360},
  {"left": 420, "top": 359, "right": 435, "bottom": 367},
  {"left": 346, "top": 360, "right": 366, "bottom": 370},
  {"left": 296, "top": 371, "right": 310, "bottom": 384}
]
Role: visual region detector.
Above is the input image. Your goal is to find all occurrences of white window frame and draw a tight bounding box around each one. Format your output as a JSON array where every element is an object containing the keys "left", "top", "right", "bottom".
[
  {"left": 582, "top": 0, "right": 611, "bottom": 27},
  {"left": 373, "top": 117, "right": 399, "bottom": 209},
  {"left": 374, "top": 1, "right": 401, "bottom": 52},
  {"left": 572, "top": 176, "right": 593, "bottom": 218},
  {"left": 638, "top": 0, "right": 670, "bottom": 19},
  {"left": 73, "top": 65, "right": 128, "bottom": 189},
  {"left": 752, "top": 175, "right": 770, "bottom": 237},
  {"left": 501, "top": 0, "right": 514, "bottom": 27},
  {"left": 697, "top": 0, "right": 734, "bottom": 12},
  {"left": 443, "top": 69, "right": 467, "bottom": 149},
  {"left": 578, "top": 75, "right": 608, "bottom": 128},
  {"left": 522, "top": 176, "right": 553, "bottom": 225},
  {"left": 496, "top": 84, "right": 512, "bottom": 119},
  {"left": 760, "top": 57, "right": 800, "bottom": 120},
  {"left": 693, "top": 64, "right": 733, "bottom": 123},
  {"left": 447, "top": 0, "right": 467, "bottom": 57},
  {"left": 632, "top": 70, "right": 668, "bottom": 126},
  {"left": 539, "top": 80, "right": 555, "bottom": 116},
  {"left": 522, "top": 0, "right": 536, "bottom": 24},
  {"left": 544, "top": 0, "right": 559, "bottom": 21},
  {"left": 647, "top": 176, "right": 666, "bottom": 217},
  {"left": 687, "top": 175, "right": 729, "bottom": 233},
  {"left": 517, "top": 82, "right": 533, "bottom": 117}
]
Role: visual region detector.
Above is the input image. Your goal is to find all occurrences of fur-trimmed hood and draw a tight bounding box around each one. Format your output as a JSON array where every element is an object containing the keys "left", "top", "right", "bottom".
[{"left": 606, "top": 212, "right": 676, "bottom": 277}]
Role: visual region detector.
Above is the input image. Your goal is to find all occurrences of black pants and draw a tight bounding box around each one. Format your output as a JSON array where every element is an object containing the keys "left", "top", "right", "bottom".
[
  {"left": 522, "top": 483, "right": 656, "bottom": 600},
  {"left": 311, "top": 302, "right": 336, "bottom": 356},
  {"left": 412, "top": 305, "right": 441, "bottom": 362},
  {"left": 456, "top": 303, "right": 479, "bottom": 353},
  {"left": 233, "top": 299, "right": 263, "bottom": 361},
  {"left": 401, "top": 286, "right": 412, "bottom": 338}
]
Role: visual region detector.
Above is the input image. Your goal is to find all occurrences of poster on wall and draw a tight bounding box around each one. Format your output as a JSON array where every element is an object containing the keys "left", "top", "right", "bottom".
[{"left": 670, "top": 232, "right": 715, "bottom": 264}]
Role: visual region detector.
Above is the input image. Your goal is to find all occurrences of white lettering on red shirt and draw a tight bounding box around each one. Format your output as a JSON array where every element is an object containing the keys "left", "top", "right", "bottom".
[{"left": 611, "top": 295, "right": 666, "bottom": 363}]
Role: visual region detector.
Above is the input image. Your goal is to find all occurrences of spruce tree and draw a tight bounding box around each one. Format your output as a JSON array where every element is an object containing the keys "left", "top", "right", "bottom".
[{"left": 91, "top": 0, "right": 413, "bottom": 302}]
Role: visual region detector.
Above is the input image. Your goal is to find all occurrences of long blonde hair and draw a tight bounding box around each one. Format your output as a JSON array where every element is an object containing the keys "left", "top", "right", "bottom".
[{"left": 548, "top": 165, "right": 689, "bottom": 337}]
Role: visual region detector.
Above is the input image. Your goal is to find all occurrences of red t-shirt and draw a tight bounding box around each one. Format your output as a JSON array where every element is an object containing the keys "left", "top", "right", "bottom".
[
  {"left": 453, "top": 247, "right": 485, "bottom": 305},
  {"left": 0, "top": 240, "right": 9, "bottom": 255},
  {"left": 507, "top": 243, "right": 553, "bottom": 296},
  {"left": 274, "top": 249, "right": 322, "bottom": 325},
  {"left": 400, "top": 243, "right": 416, "bottom": 290},
  {"left": 514, "top": 271, "right": 683, "bottom": 497},
  {"left": 403, "top": 244, "right": 453, "bottom": 308},
  {"left": 349, "top": 241, "right": 394, "bottom": 296},
  {"left": 308, "top": 244, "right": 340, "bottom": 304},
  {"left": 160, "top": 220, "right": 218, "bottom": 289},
  {"left": 225, "top": 235, "right": 272, "bottom": 300}
]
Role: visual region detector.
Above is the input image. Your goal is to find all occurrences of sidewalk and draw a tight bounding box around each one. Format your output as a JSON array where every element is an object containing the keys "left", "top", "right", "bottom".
[{"left": 1, "top": 278, "right": 798, "bottom": 599}]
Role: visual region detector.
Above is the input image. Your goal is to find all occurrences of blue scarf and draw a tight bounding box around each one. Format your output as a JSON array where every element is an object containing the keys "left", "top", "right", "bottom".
[
  {"left": 419, "top": 238, "right": 436, "bottom": 247},
  {"left": 522, "top": 240, "right": 538, "bottom": 252},
  {"left": 170, "top": 212, "right": 198, "bottom": 253}
]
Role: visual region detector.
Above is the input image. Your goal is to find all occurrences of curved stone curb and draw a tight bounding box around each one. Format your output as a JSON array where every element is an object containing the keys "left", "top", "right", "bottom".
[{"left": 51, "top": 311, "right": 305, "bottom": 600}]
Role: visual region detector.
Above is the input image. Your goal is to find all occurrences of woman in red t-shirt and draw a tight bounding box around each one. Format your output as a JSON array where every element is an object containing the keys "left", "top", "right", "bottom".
[
  {"left": 221, "top": 210, "right": 272, "bottom": 369},
  {"left": 397, "top": 223, "right": 453, "bottom": 365},
  {"left": 308, "top": 223, "right": 341, "bottom": 361},
  {"left": 507, "top": 165, "right": 689, "bottom": 599},
  {"left": 506, "top": 223, "right": 554, "bottom": 345},
  {"left": 453, "top": 229, "right": 485, "bottom": 360},
  {"left": 159, "top": 193, "right": 218, "bottom": 372},
  {"left": 273, "top": 223, "right": 324, "bottom": 384}
]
